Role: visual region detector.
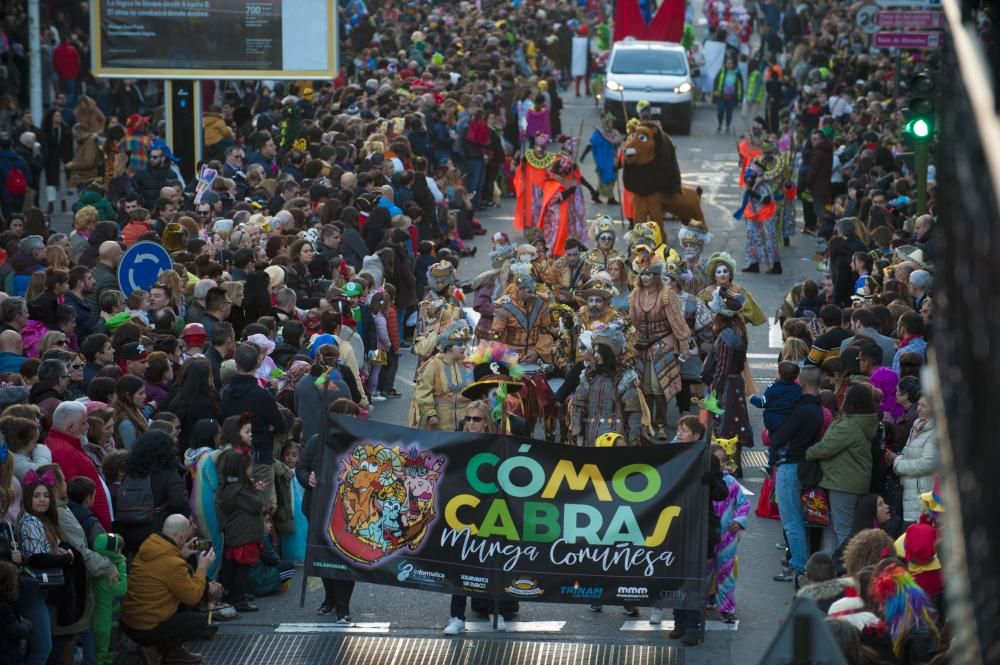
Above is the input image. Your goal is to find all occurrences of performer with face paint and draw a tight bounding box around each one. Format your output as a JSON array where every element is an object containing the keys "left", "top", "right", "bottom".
[
  {"left": 584, "top": 214, "right": 625, "bottom": 272},
  {"left": 676, "top": 219, "right": 713, "bottom": 295},
  {"left": 698, "top": 252, "right": 767, "bottom": 326},
  {"left": 629, "top": 248, "right": 692, "bottom": 439},
  {"left": 412, "top": 260, "right": 467, "bottom": 364}
]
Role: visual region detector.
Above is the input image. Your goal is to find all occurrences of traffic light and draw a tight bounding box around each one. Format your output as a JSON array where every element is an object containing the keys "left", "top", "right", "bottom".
[{"left": 904, "top": 73, "right": 936, "bottom": 142}]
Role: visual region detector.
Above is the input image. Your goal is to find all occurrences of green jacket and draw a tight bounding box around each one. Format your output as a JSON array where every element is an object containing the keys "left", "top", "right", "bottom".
[
  {"left": 747, "top": 70, "right": 765, "bottom": 104},
  {"left": 805, "top": 412, "right": 878, "bottom": 494},
  {"left": 73, "top": 191, "right": 117, "bottom": 221},
  {"left": 91, "top": 533, "right": 128, "bottom": 665}
]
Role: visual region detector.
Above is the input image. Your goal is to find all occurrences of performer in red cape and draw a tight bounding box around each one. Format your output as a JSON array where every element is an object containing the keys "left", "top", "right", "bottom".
[
  {"left": 536, "top": 142, "right": 587, "bottom": 257},
  {"left": 513, "top": 134, "right": 557, "bottom": 232}
]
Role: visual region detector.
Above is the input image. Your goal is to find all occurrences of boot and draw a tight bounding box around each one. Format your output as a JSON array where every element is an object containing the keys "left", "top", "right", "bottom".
[
  {"left": 767, "top": 262, "right": 783, "bottom": 274},
  {"left": 741, "top": 263, "right": 760, "bottom": 273}
]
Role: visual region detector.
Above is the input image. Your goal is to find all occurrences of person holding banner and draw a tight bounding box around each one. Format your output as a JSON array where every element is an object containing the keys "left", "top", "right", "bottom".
[
  {"left": 411, "top": 321, "right": 475, "bottom": 432},
  {"left": 297, "top": 399, "right": 360, "bottom": 622},
  {"left": 443, "top": 399, "right": 511, "bottom": 635}
]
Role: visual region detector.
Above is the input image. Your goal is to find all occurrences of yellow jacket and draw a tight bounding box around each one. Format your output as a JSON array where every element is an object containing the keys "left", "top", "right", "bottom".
[
  {"left": 122, "top": 533, "right": 206, "bottom": 631},
  {"left": 202, "top": 112, "right": 234, "bottom": 147}
]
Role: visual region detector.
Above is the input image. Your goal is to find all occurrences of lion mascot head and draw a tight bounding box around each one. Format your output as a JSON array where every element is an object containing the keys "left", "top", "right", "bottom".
[{"left": 621, "top": 121, "right": 681, "bottom": 196}]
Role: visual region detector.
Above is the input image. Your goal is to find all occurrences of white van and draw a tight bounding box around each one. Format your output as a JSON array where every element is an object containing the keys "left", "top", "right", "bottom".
[{"left": 600, "top": 39, "right": 694, "bottom": 134}]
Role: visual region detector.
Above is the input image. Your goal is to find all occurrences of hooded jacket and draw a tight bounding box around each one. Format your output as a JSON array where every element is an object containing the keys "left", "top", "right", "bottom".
[
  {"left": 796, "top": 578, "right": 854, "bottom": 614},
  {"left": 202, "top": 112, "right": 234, "bottom": 147},
  {"left": 893, "top": 418, "right": 939, "bottom": 522},
  {"left": 217, "top": 480, "right": 265, "bottom": 547},
  {"left": 805, "top": 412, "right": 879, "bottom": 494},
  {"left": 122, "top": 533, "right": 206, "bottom": 631},
  {"left": 221, "top": 374, "right": 287, "bottom": 464},
  {"left": 91, "top": 532, "right": 127, "bottom": 665},
  {"left": 73, "top": 191, "right": 117, "bottom": 221}
]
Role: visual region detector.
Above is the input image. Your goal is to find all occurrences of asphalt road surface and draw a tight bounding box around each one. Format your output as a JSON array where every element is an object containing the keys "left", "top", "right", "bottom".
[{"left": 149, "top": 95, "right": 820, "bottom": 665}]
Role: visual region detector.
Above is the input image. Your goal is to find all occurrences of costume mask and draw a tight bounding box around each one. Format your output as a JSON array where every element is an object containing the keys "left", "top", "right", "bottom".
[
  {"left": 715, "top": 265, "right": 731, "bottom": 283},
  {"left": 681, "top": 238, "right": 703, "bottom": 260}
]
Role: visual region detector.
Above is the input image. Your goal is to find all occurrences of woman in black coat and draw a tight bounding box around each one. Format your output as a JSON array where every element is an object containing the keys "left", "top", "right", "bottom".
[
  {"left": 117, "top": 431, "right": 190, "bottom": 554},
  {"left": 41, "top": 108, "right": 73, "bottom": 203},
  {"left": 162, "top": 359, "right": 223, "bottom": 453},
  {"left": 363, "top": 206, "right": 391, "bottom": 255}
]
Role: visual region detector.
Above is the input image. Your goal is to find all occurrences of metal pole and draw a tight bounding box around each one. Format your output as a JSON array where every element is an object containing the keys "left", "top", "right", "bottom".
[
  {"left": 28, "top": 0, "right": 42, "bottom": 122},
  {"left": 915, "top": 140, "right": 928, "bottom": 214}
]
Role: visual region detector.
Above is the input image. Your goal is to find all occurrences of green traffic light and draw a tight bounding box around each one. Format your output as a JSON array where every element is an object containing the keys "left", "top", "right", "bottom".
[{"left": 906, "top": 118, "right": 931, "bottom": 139}]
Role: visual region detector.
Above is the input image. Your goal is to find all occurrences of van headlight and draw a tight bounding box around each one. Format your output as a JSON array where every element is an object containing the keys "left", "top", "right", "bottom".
[
  {"left": 606, "top": 80, "right": 624, "bottom": 92},
  {"left": 674, "top": 82, "right": 693, "bottom": 94}
]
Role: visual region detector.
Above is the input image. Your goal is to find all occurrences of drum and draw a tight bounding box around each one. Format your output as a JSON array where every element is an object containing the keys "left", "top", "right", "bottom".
[{"left": 520, "top": 362, "right": 544, "bottom": 377}]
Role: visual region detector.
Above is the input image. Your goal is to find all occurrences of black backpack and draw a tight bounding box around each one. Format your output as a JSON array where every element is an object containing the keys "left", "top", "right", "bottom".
[{"left": 115, "top": 475, "right": 157, "bottom": 526}]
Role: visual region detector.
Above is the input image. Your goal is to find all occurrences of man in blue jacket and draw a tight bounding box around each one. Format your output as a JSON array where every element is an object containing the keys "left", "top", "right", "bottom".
[{"left": 769, "top": 366, "right": 824, "bottom": 581}]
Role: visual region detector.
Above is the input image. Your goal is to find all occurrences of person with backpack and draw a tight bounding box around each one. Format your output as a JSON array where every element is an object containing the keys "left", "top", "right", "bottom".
[
  {"left": 115, "top": 431, "right": 189, "bottom": 555},
  {"left": 0, "top": 131, "right": 31, "bottom": 218}
]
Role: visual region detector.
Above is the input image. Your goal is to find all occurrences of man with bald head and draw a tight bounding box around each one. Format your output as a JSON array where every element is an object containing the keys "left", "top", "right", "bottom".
[
  {"left": 0, "top": 329, "right": 25, "bottom": 373},
  {"left": 123, "top": 514, "right": 220, "bottom": 664},
  {"left": 89, "top": 240, "right": 124, "bottom": 311}
]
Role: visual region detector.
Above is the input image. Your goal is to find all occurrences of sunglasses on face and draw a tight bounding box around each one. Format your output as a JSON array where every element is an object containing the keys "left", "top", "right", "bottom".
[
  {"left": 70, "top": 363, "right": 84, "bottom": 370},
  {"left": 464, "top": 415, "right": 484, "bottom": 423},
  {"left": 55, "top": 340, "right": 69, "bottom": 347}
]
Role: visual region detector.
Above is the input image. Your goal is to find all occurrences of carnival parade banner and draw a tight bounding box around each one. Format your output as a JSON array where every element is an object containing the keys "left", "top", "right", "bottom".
[{"left": 304, "top": 415, "right": 710, "bottom": 609}]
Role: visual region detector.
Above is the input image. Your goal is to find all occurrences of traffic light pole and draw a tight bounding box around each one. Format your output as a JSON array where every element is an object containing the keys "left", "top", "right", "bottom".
[{"left": 915, "top": 140, "right": 928, "bottom": 215}]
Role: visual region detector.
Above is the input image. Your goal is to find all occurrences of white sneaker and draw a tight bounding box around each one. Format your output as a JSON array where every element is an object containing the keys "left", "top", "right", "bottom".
[
  {"left": 444, "top": 617, "right": 466, "bottom": 635},
  {"left": 649, "top": 609, "right": 663, "bottom": 624},
  {"left": 492, "top": 615, "right": 506, "bottom": 631},
  {"left": 371, "top": 392, "right": 387, "bottom": 402}
]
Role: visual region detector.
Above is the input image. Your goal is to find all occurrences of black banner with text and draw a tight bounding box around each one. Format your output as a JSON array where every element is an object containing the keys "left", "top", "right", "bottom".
[{"left": 304, "top": 416, "right": 709, "bottom": 609}]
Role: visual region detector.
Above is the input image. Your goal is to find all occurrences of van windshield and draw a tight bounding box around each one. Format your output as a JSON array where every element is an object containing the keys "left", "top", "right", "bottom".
[{"left": 611, "top": 49, "right": 687, "bottom": 76}]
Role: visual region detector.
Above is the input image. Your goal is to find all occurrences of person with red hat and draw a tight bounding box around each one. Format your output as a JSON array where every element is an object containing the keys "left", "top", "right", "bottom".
[
  {"left": 182, "top": 323, "right": 208, "bottom": 360},
  {"left": 118, "top": 341, "right": 151, "bottom": 376}
]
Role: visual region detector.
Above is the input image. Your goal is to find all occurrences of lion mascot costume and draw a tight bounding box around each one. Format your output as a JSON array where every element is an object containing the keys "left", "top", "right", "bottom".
[{"left": 621, "top": 120, "right": 707, "bottom": 235}]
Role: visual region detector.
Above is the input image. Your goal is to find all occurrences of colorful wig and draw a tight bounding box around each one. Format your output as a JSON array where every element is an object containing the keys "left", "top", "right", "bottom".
[{"left": 870, "top": 563, "right": 941, "bottom": 656}]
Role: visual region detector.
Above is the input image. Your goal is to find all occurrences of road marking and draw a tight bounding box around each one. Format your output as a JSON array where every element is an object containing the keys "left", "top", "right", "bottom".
[
  {"left": 276, "top": 622, "right": 391, "bottom": 634},
  {"left": 747, "top": 352, "right": 777, "bottom": 359},
  {"left": 464, "top": 620, "right": 566, "bottom": 633},
  {"left": 621, "top": 619, "right": 739, "bottom": 632}
]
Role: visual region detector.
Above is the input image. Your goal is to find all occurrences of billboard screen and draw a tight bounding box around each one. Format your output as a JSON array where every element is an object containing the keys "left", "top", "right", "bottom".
[{"left": 92, "top": 0, "right": 337, "bottom": 79}]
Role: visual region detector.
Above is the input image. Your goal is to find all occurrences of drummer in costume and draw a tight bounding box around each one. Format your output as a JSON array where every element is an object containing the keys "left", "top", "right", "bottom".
[
  {"left": 698, "top": 252, "right": 767, "bottom": 326},
  {"left": 413, "top": 260, "right": 467, "bottom": 363},
  {"left": 411, "top": 321, "right": 475, "bottom": 431},
  {"left": 459, "top": 345, "right": 528, "bottom": 618},
  {"left": 702, "top": 288, "right": 753, "bottom": 478},
  {"left": 664, "top": 260, "right": 714, "bottom": 415},
  {"left": 584, "top": 214, "right": 625, "bottom": 272},
  {"left": 676, "top": 219, "right": 713, "bottom": 295},
  {"left": 570, "top": 326, "right": 650, "bottom": 447},
  {"left": 628, "top": 249, "right": 692, "bottom": 440},
  {"left": 543, "top": 238, "right": 591, "bottom": 306},
  {"left": 490, "top": 266, "right": 557, "bottom": 437}
]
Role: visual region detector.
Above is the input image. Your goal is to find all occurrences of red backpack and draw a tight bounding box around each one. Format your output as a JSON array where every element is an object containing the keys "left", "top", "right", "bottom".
[{"left": 5, "top": 167, "right": 26, "bottom": 197}]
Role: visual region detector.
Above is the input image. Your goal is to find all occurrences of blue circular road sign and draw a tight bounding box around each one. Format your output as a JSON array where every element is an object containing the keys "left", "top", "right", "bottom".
[{"left": 117, "top": 241, "right": 173, "bottom": 297}]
